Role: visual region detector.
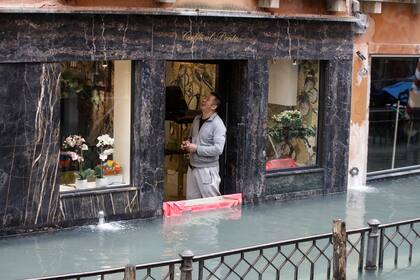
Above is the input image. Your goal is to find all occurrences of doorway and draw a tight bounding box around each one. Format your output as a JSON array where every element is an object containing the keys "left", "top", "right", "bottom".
[{"left": 163, "top": 60, "right": 246, "bottom": 201}]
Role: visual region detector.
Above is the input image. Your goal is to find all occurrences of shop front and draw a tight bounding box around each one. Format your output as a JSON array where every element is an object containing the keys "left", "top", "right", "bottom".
[
  {"left": 0, "top": 12, "right": 353, "bottom": 233},
  {"left": 348, "top": 2, "right": 420, "bottom": 185}
]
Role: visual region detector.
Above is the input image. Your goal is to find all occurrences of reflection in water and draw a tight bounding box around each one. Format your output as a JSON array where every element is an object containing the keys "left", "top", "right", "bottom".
[
  {"left": 346, "top": 188, "right": 368, "bottom": 229},
  {"left": 161, "top": 208, "right": 242, "bottom": 258},
  {"left": 2, "top": 176, "right": 420, "bottom": 279}
]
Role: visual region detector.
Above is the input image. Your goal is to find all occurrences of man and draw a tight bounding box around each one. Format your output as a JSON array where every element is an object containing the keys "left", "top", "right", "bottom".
[{"left": 181, "top": 92, "right": 226, "bottom": 199}]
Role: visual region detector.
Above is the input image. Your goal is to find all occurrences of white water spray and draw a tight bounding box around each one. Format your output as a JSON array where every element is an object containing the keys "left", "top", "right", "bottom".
[
  {"left": 98, "top": 211, "right": 105, "bottom": 225},
  {"left": 348, "top": 184, "right": 378, "bottom": 193}
]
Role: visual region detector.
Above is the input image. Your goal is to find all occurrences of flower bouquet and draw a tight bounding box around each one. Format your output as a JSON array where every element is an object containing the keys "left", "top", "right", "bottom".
[
  {"left": 62, "top": 135, "right": 95, "bottom": 188},
  {"left": 95, "top": 134, "right": 114, "bottom": 187}
]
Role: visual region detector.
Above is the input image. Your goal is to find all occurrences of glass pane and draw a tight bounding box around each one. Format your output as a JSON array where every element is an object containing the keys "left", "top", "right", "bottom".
[
  {"left": 368, "top": 57, "right": 419, "bottom": 172},
  {"left": 266, "top": 60, "right": 320, "bottom": 171},
  {"left": 59, "top": 61, "right": 131, "bottom": 191}
]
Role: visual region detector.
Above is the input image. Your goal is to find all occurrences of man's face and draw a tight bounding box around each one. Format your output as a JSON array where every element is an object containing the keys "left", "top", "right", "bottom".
[{"left": 200, "top": 94, "right": 217, "bottom": 113}]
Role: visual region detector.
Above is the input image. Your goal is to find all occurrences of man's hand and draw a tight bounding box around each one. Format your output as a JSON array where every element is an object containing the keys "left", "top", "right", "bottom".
[
  {"left": 180, "top": 141, "right": 197, "bottom": 153},
  {"left": 186, "top": 143, "right": 198, "bottom": 153},
  {"left": 181, "top": 140, "right": 190, "bottom": 150}
]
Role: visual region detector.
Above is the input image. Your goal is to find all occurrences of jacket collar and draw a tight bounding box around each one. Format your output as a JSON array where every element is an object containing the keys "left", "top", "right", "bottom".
[{"left": 200, "top": 112, "right": 218, "bottom": 122}]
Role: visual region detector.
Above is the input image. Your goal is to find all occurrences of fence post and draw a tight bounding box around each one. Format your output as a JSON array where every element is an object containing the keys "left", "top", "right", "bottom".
[
  {"left": 365, "top": 219, "right": 381, "bottom": 270},
  {"left": 123, "top": 264, "right": 136, "bottom": 280},
  {"left": 332, "top": 219, "right": 346, "bottom": 280},
  {"left": 180, "top": 250, "right": 194, "bottom": 280}
]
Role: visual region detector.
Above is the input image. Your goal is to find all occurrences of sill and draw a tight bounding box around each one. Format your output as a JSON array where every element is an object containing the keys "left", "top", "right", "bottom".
[
  {"left": 367, "top": 165, "right": 420, "bottom": 182},
  {"left": 60, "top": 184, "right": 137, "bottom": 198},
  {"left": 266, "top": 166, "right": 324, "bottom": 177}
]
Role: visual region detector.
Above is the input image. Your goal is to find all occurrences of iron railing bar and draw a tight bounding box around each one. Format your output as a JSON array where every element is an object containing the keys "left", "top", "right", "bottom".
[
  {"left": 347, "top": 235, "right": 361, "bottom": 256},
  {"left": 311, "top": 240, "right": 332, "bottom": 263},
  {"left": 359, "top": 232, "right": 365, "bottom": 271},
  {"left": 327, "top": 259, "right": 331, "bottom": 280},
  {"left": 198, "top": 260, "right": 204, "bottom": 280},
  {"left": 169, "top": 263, "right": 175, "bottom": 280},
  {"left": 260, "top": 250, "right": 281, "bottom": 274},
  {"left": 379, "top": 218, "right": 420, "bottom": 229},
  {"left": 193, "top": 233, "right": 333, "bottom": 260},
  {"left": 310, "top": 262, "right": 314, "bottom": 280},
  {"left": 379, "top": 228, "right": 385, "bottom": 269},
  {"left": 135, "top": 259, "right": 182, "bottom": 269},
  {"left": 395, "top": 246, "right": 399, "bottom": 267},
  {"left": 346, "top": 227, "right": 371, "bottom": 234},
  {"left": 24, "top": 267, "right": 126, "bottom": 280},
  {"left": 207, "top": 256, "right": 224, "bottom": 279},
  {"left": 409, "top": 224, "right": 414, "bottom": 264}
]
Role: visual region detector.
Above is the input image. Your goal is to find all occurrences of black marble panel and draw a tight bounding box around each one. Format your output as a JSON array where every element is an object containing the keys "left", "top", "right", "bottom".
[
  {"left": 59, "top": 188, "right": 140, "bottom": 223},
  {"left": 223, "top": 60, "right": 268, "bottom": 202},
  {"left": 264, "top": 189, "right": 324, "bottom": 202},
  {"left": 265, "top": 170, "right": 324, "bottom": 196},
  {"left": 0, "top": 63, "right": 61, "bottom": 230},
  {"left": 0, "top": 14, "right": 353, "bottom": 63},
  {"left": 132, "top": 60, "right": 166, "bottom": 218},
  {"left": 322, "top": 60, "right": 352, "bottom": 193},
  {"left": 241, "top": 60, "right": 269, "bottom": 202}
]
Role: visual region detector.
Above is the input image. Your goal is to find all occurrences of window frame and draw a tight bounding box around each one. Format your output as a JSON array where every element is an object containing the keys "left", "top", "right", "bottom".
[
  {"left": 265, "top": 60, "right": 326, "bottom": 174},
  {"left": 58, "top": 60, "right": 133, "bottom": 194}
]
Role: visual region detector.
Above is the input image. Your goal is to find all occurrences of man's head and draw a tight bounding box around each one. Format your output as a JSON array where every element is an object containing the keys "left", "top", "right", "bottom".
[{"left": 200, "top": 92, "right": 222, "bottom": 114}]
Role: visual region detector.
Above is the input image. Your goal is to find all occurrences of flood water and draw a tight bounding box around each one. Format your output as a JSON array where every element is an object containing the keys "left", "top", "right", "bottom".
[{"left": 2, "top": 176, "right": 420, "bottom": 279}]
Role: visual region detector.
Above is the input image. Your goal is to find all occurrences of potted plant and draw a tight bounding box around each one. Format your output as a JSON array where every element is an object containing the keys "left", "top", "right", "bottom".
[
  {"left": 76, "top": 168, "right": 95, "bottom": 188},
  {"left": 268, "top": 110, "right": 315, "bottom": 160},
  {"left": 62, "top": 135, "right": 95, "bottom": 188},
  {"left": 95, "top": 134, "right": 114, "bottom": 187}
]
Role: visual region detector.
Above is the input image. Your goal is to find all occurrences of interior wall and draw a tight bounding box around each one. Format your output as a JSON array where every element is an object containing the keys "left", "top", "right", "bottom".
[
  {"left": 113, "top": 60, "right": 131, "bottom": 184},
  {"left": 268, "top": 60, "right": 298, "bottom": 106}
]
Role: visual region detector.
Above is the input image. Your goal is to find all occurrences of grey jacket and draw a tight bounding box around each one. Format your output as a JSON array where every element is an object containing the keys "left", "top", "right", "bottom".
[{"left": 189, "top": 113, "right": 226, "bottom": 168}]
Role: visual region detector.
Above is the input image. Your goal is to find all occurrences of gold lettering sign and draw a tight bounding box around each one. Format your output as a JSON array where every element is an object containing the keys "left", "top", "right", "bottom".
[{"left": 182, "top": 31, "right": 240, "bottom": 43}]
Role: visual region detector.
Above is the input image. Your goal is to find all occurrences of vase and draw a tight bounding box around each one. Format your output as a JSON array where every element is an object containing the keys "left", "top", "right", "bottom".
[
  {"left": 75, "top": 179, "right": 89, "bottom": 189},
  {"left": 96, "top": 177, "right": 109, "bottom": 187}
]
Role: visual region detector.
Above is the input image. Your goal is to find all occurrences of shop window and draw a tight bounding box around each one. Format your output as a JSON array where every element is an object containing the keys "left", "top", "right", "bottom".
[
  {"left": 368, "top": 57, "right": 420, "bottom": 172},
  {"left": 59, "top": 61, "right": 131, "bottom": 191},
  {"left": 266, "top": 60, "right": 320, "bottom": 171}
]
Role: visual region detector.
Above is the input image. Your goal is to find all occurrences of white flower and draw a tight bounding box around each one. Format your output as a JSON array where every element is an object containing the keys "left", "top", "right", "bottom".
[
  {"left": 103, "top": 148, "right": 114, "bottom": 155},
  {"left": 68, "top": 151, "right": 79, "bottom": 161},
  {"left": 99, "top": 153, "right": 108, "bottom": 161},
  {"left": 96, "top": 134, "right": 114, "bottom": 148},
  {"left": 81, "top": 144, "right": 88, "bottom": 150},
  {"left": 66, "top": 137, "right": 76, "bottom": 147}
]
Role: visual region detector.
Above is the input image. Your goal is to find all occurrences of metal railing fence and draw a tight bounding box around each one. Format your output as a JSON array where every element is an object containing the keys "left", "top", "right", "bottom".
[{"left": 25, "top": 217, "right": 420, "bottom": 280}]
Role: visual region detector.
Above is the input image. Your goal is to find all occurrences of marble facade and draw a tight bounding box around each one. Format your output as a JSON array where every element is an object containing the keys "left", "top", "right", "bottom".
[{"left": 0, "top": 12, "right": 353, "bottom": 233}]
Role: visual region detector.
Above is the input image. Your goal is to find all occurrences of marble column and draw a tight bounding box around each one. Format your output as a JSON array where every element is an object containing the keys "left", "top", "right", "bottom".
[
  {"left": 132, "top": 60, "right": 166, "bottom": 218},
  {"left": 0, "top": 63, "right": 61, "bottom": 230},
  {"left": 242, "top": 60, "right": 269, "bottom": 201},
  {"left": 226, "top": 60, "right": 268, "bottom": 202},
  {"left": 322, "top": 59, "right": 353, "bottom": 194}
]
